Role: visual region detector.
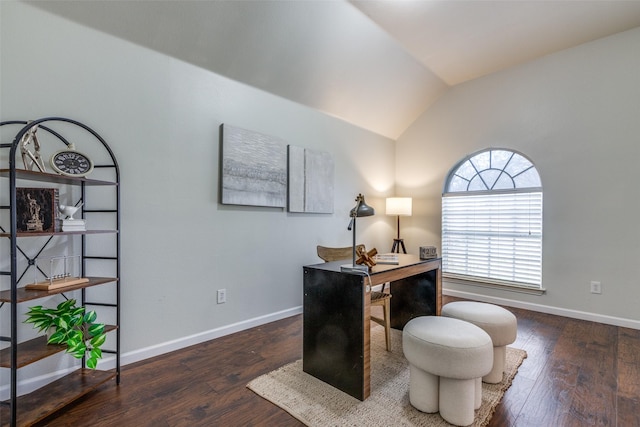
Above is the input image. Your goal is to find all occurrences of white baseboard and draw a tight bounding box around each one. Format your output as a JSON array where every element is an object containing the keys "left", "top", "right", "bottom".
[
  {"left": 101, "top": 305, "right": 303, "bottom": 370},
  {"left": 1, "top": 306, "right": 303, "bottom": 400},
  {"left": 443, "top": 288, "right": 640, "bottom": 330}
]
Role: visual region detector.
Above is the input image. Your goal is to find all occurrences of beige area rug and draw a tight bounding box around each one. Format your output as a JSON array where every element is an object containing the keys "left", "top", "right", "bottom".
[{"left": 248, "top": 325, "right": 527, "bottom": 427}]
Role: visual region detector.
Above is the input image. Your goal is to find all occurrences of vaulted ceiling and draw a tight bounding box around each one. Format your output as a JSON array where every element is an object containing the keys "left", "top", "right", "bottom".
[{"left": 28, "top": 0, "right": 640, "bottom": 139}]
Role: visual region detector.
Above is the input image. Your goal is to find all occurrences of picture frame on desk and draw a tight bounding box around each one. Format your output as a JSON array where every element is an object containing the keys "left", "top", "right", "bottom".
[{"left": 16, "top": 187, "right": 59, "bottom": 232}]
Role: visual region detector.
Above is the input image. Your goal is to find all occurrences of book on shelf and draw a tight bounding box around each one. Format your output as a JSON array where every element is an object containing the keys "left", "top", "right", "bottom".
[
  {"left": 61, "top": 219, "right": 85, "bottom": 225},
  {"left": 374, "top": 253, "right": 399, "bottom": 265},
  {"left": 60, "top": 218, "right": 86, "bottom": 231}
]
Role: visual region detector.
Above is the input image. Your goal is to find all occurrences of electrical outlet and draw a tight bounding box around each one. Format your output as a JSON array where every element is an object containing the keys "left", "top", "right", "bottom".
[
  {"left": 217, "top": 289, "right": 227, "bottom": 304},
  {"left": 590, "top": 281, "right": 602, "bottom": 294}
]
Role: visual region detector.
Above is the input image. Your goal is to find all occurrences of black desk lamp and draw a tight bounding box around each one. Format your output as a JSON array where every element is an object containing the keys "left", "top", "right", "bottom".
[{"left": 341, "top": 193, "right": 375, "bottom": 273}]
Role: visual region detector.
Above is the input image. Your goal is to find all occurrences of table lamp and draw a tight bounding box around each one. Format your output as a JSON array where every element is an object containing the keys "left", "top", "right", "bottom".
[
  {"left": 341, "top": 193, "right": 375, "bottom": 273},
  {"left": 386, "top": 197, "right": 412, "bottom": 254}
]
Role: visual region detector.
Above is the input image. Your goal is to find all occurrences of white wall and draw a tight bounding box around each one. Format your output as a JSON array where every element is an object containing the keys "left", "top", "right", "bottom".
[
  {"left": 396, "top": 27, "right": 640, "bottom": 325},
  {"left": 0, "top": 1, "right": 396, "bottom": 387}
]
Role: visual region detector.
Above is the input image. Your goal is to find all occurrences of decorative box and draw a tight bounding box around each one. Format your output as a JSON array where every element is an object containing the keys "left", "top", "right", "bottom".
[{"left": 419, "top": 246, "right": 438, "bottom": 260}]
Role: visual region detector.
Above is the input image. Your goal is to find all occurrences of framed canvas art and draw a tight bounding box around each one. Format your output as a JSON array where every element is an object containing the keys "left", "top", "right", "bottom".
[
  {"left": 16, "top": 187, "right": 59, "bottom": 232},
  {"left": 220, "top": 124, "right": 287, "bottom": 208},
  {"left": 288, "top": 146, "right": 334, "bottom": 213}
]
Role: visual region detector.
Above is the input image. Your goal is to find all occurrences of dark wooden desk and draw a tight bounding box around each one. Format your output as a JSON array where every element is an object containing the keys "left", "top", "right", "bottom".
[{"left": 302, "top": 254, "right": 442, "bottom": 400}]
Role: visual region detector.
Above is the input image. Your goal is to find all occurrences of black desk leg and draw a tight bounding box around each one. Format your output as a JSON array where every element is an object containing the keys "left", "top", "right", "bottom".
[
  {"left": 389, "top": 270, "right": 438, "bottom": 329},
  {"left": 303, "top": 268, "right": 367, "bottom": 400}
]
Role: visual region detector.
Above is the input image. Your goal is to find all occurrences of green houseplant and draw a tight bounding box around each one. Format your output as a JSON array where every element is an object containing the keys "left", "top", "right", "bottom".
[{"left": 24, "top": 299, "right": 106, "bottom": 369}]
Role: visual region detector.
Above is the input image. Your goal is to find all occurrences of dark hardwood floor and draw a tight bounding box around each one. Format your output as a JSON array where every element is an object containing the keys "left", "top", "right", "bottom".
[{"left": 34, "top": 296, "right": 639, "bottom": 426}]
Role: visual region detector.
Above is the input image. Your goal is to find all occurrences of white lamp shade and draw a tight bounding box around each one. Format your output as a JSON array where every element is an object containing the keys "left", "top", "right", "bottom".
[{"left": 386, "top": 197, "right": 412, "bottom": 216}]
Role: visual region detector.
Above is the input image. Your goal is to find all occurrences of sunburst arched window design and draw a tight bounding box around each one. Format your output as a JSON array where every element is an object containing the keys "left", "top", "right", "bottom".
[{"left": 442, "top": 149, "right": 543, "bottom": 288}]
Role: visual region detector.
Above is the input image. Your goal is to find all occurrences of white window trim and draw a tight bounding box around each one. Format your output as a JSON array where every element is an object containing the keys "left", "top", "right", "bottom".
[{"left": 443, "top": 273, "right": 546, "bottom": 295}]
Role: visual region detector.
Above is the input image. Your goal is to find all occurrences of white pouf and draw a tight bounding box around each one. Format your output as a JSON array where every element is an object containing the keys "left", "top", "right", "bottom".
[
  {"left": 403, "top": 316, "right": 493, "bottom": 426},
  {"left": 441, "top": 301, "right": 517, "bottom": 384}
]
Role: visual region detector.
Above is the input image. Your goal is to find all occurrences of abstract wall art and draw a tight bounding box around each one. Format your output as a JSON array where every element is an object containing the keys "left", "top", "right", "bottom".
[
  {"left": 221, "top": 124, "right": 288, "bottom": 208},
  {"left": 288, "top": 146, "right": 334, "bottom": 213}
]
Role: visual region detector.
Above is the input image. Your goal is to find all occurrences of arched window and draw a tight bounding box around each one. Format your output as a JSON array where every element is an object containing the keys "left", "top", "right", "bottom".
[{"left": 442, "top": 148, "right": 543, "bottom": 288}]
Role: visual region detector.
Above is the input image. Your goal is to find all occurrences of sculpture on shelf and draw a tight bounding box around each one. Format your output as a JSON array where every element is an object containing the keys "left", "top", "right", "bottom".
[
  {"left": 59, "top": 202, "right": 83, "bottom": 220},
  {"left": 20, "top": 122, "right": 46, "bottom": 172},
  {"left": 25, "top": 192, "right": 44, "bottom": 231}
]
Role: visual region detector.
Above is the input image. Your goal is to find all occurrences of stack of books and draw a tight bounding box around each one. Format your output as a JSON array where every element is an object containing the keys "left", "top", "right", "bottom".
[
  {"left": 374, "top": 253, "right": 399, "bottom": 265},
  {"left": 61, "top": 218, "right": 86, "bottom": 232}
]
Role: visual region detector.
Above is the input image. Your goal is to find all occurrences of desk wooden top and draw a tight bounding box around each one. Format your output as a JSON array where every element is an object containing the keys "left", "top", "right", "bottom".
[{"left": 304, "top": 254, "right": 441, "bottom": 286}]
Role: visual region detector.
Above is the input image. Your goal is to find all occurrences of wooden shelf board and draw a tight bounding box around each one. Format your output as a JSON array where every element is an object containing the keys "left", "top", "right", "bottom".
[
  {"left": 0, "top": 277, "right": 118, "bottom": 303},
  {"left": 0, "top": 336, "right": 64, "bottom": 368},
  {"left": 0, "top": 169, "right": 117, "bottom": 186},
  {"left": 0, "top": 325, "right": 118, "bottom": 368},
  {"left": 0, "top": 229, "right": 118, "bottom": 238},
  {"left": 0, "top": 369, "right": 117, "bottom": 427}
]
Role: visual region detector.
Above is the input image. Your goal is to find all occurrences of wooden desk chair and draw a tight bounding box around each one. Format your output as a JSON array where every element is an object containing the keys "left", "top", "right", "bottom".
[{"left": 316, "top": 245, "right": 392, "bottom": 351}]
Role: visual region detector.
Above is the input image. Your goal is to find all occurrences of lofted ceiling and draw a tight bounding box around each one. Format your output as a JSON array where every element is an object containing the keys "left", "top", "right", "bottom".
[{"left": 26, "top": 0, "right": 640, "bottom": 139}]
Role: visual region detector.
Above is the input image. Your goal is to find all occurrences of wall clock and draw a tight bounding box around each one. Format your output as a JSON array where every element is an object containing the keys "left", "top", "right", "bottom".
[{"left": 50, "top": 144, "right": 94, "bottom": 177}]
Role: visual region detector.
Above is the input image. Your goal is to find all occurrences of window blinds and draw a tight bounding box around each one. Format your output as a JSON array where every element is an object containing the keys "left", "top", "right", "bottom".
[{"left": 442, "top": 191, "right": 543, "bottom": 287}]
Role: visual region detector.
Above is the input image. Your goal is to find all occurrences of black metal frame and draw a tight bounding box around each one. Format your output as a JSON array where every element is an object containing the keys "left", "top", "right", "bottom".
[{"left": 0, "top": 117, "right": 121, "bottom": 427}]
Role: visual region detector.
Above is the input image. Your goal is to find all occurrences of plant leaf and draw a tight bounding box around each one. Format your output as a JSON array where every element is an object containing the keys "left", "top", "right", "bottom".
[
  {"left": 90, "top": 333, "right": 106, "bottom": 348},
  {"left": 90, "top": 347, "right": 102, "bottom": 360},
  {"left": 88, "top": 323, "right": 105, "bottom": 336},
  {"left": 24, "top": 313, "right": 47, "bottom": 322},
  {"left": 54, "top": 316, "right": 69, "bottom": 330},
  {"left": 69, "top": 329, "right": 84, "bottom": 342},
  {"left": 48, "top": 330, "right": 66, "bottom": 344},
  {"left": 71, "top": 307, "right": 86, "bottom": 317},
  {"left": 67, "top": 341, "right": 86, "bottom": 358},
  {"left": 57, "top": 299, "right": 76, "bottom": 312},
  {"left": 84, "top": 310, "right": 97, "bottom": 324},
  {"left": 86, "top": 356, "right": 98, "bottom": 369},
  {"left": 26, "top": 305, "right": 43, "bottom": 314}
]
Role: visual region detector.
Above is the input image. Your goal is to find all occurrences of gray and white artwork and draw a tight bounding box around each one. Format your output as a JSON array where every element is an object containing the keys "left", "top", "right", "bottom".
[
  {"left": 288, "top": 146, "right": 334, "bottom": 213},
  {"left": 221, "top": 124, "right": 287, "bottom": 207}
]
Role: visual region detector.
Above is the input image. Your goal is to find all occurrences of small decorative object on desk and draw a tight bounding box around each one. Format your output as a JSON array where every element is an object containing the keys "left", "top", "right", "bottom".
[
  {"left": 25, "top": 255, "right": 89, "bottom": 291},
  {"left": 16, "top": 188, "right": 59, "bottom": 232},
  {"left": 420, "top": 246, "right": 438, "bottom": 259},
  {"left": 356, "top": 246, "right": 378, "bottom": 269},
  {"left": 374, "top": 253, "right": 399, "bottom": 265}
]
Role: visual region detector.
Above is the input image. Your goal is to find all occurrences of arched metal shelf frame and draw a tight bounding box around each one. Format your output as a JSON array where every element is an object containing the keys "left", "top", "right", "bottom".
[{"left": 0, "top": 117, "right": 121, "bottom": 427}]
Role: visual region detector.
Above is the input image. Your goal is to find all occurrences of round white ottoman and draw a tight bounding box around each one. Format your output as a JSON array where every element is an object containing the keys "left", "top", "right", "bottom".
[
  {"left": 403, "top": 316, "right": 493, "bottom": 426},
  {"left": 442, "top": 301, "right": 517, "bottom": 384}
]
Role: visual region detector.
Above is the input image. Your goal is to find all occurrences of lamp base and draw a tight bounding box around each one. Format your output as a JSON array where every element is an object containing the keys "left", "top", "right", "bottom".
[
  {"left": 340, "top": 264, "right": 369, "bottom": 273},
  {"left": 391, "top": 238, "right": 407, "bottom": 254}
]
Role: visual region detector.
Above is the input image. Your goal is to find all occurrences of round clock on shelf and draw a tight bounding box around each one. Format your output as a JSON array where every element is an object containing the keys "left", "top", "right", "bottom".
[{"left": 50, "top": 144, "right": 94, "bottom": 177}]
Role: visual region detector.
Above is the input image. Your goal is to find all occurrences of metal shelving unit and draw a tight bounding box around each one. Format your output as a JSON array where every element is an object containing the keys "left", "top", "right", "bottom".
[{"left": 0, "top": 118, "right": 121, "bottom": 427}]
